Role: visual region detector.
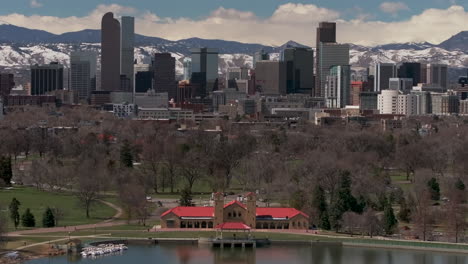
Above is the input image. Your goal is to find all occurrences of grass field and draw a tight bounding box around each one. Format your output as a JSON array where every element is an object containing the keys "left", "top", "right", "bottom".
[{"left": 0, "top": 186, "right": 117, "bottom": 230}]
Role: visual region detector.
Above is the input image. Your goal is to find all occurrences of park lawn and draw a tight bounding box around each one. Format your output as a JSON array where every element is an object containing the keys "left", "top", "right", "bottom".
[{"left": 0, "top": 186, "right": 116, "bottom": 230}]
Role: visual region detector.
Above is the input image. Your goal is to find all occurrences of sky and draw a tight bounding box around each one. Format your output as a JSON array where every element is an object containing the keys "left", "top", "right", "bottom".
[{"left": 0, "top": 0, "right": 467, "bottom": 46}]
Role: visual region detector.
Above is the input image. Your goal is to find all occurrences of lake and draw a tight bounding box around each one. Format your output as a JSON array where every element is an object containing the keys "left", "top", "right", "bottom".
[{"left": 26, "top": 243, "right": 468, "bottom": 264}]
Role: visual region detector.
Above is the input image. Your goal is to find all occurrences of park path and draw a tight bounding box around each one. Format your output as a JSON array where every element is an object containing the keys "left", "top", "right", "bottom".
[
  {"left": 14, "top": 234, "right": 112, "bottom": 250},
  {"left": 6, "top": 200, "right": 124, "bottom": 237}
]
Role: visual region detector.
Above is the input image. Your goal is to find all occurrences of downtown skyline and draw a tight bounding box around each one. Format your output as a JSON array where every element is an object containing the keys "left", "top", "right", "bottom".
[{"left": 0, "top": 2, "right": 466, "bottom": 46}]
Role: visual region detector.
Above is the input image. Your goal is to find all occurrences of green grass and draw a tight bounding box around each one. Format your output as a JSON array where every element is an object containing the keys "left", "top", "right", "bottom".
[{"left": 0, "top": 186, "right": 117, "bottom": 230}]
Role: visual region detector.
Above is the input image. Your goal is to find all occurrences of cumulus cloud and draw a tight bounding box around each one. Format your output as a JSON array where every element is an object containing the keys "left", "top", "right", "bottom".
[
  {"left": 30, "top": 0, "right": 43, "bottom": 8},
  {"left": 0, "top": 3, "right": 467, "bottom": 47},
  {"left": 379, "top": 2, "right": 410, "bottom": 15}
]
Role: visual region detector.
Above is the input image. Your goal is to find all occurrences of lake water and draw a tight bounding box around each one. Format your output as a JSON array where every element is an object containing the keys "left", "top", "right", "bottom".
[{"left": 26, "top": 244, "right": 468, "bottom": 264}]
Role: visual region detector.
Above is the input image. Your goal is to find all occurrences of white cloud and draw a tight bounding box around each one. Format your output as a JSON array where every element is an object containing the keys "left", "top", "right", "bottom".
[
  {"left": 0, "top": 3, "right": 467, "bottom": 47},
  {"left": 30, "top": 0, "right": 43, "bottom": 8},
  {"left": 379, "top": 2, "right": 410, "bottom": 15}
]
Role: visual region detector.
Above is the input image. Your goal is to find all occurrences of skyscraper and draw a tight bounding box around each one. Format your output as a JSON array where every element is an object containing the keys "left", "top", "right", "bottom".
[
  {"left": 135, "top": 64, "right": 152, "bottom": 93},
  {"left": 0, "top": 73, "right": 14, "bottom": 98},
  {"left": 315, "top": 22, "right": 336, "bottom": 97},
  {"left": 190, "top": 48, "right": 219, "bottom": 97},
  {"left": 280, "top": 47, "right": 314, "bottom": 94},
  {"left": 317, "top": 42, "right": 349, "bottom": 98},
  {"left": 70, "top": 51, "right": 97, "bottom": 100},
  {"left": 31, "top": 62, "right": 64, "bottom": 95},
  {"left": 325, "top": 65, "right": 350, "bottom": 108},
  {"left": 372, "top": 63, "right": 397, "bottom": 91},
  {"left": 183, "top": 57, "right": 192, "bottom": 81},
  {"left": 121, "top": 16, "right": 135, "bottom": 93},
  {"left": 398, "top": 62, "right": 421, "bottom": 86},
  {"left": 153, "top": 53, "right": 176, "bottom": 100},
  {"left": 101, "top": 12, "right": 121, "bottom": 91},
  {"left": 253, "top": 49, "right": 270, "bottom": 68},
  {"left": 255, "top": 61, "right": 286, "bottom": 95},
  {"left": 421, "top": 64, "right": 448, "bottom": 90}
]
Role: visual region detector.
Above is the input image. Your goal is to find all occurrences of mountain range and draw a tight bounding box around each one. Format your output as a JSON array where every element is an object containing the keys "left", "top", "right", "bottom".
[{"left": 0, "top": 23, "right": 467, "bottom": 84}]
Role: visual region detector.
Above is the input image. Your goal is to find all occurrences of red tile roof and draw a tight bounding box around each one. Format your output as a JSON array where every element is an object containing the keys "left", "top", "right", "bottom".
[
  {"left": 161, "top": 207, "right": 214, "bottom": 218},
  {"left": 215, "top": 222, "right": 251, "bottom": 230},
  {"left": 256, "top": 207, "right": 309, "bottom": 219},
  {"left": 223, "top": 200, "right": 246, "bottom": 209}
]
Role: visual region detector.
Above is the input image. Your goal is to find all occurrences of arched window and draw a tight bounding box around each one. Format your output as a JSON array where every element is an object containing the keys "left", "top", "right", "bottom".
[
  {"left": 233, "top": 212, "right": 237, "bottom": 217},
  {"left": 239, "top": 212, "right": 242, "bottom": 217},
  {"left": 228, "top": 213, "right": 232, "bottom": 217}
]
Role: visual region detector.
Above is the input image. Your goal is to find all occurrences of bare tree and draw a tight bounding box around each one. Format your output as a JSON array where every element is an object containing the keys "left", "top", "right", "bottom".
[
  {"left": 412, "top": 190, "right": 434, "bottom": 241},
  {"left": 445, "top": 191, "right": 467, "bottom": 243}
]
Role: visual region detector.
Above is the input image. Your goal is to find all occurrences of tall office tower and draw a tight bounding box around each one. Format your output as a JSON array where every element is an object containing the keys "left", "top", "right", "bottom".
[
  {"left": 31, "top": 62, "right": 64, "bottom": 95},
  {"left": 389, "top": 78, "right": 413, "bottom": 92},
  {"left": 255, "top": 61, "right": 286, "bottom": 95},
  {"left": 398, "top": 62, "right": 421, "bottom": 86},
  {"left": 0, "top": 73, "right": 14, "bottom": 97},
  {"left": 153, "top": 53, "right": 176, "bottom": 100},
  {"left": 135, "top": 64, "right": 152, "bottom": 93},
  {"left": 253, "top": 49, "right": 270, "bottom": 68},
  {"left": 315, "top": 22, "right": 336, "bottom": 97},
  {"left": 70, "top": 51, "right": 97, "bottom": 100},
  {"left": 373, "top": 63, "right": 397, "bottom": 92},
  {"left": 325, "top": 65, "right": 350, "bottom": 108},
  {"left": 422, "top": 64, "right": 448, "bottom": 90},
  {"left": 121, "top": 16, "right": 135, "bottom": 93},
  {"left": 190, "top": 48, "right": 219, "bottom": 97},
  {"left": 183, "top": 57, "right": 192, "bottom": 81},
  {"left": 317, "top": 43, "right": 349, "bottom": 98},
  {"left": 281, "top": 47, "right": 314, "bottom": 94},
  {"left": 101, "top": 12, "right": 121, "bottom": 91}
]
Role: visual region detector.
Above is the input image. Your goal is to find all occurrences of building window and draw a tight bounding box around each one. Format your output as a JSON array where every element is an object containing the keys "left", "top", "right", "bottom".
[
  {"left": 238, "top": 212, "right": 242, "bottom": 217},
  {"left": 228, "top": 213, "right": 232, "bottom": 218},
  {"left": 233, "top": 212, "right": 237, "bottom": 218}
]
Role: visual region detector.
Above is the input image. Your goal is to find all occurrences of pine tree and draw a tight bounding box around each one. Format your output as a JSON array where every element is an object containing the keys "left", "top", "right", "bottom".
[
  {"left": 9, "top": 198, "right": 21, "bottom": 230},
  {"left": 383, "top": 204, "right": 398, "bottom": 235},
  {"left": 455, "top": 179, "right": 465, "bottom": 191},
  {"left": 0, "top": 156, "right": 13, "bottom": 186},
  {"left": 42, "top": 207, "right": 55, "bottom": 228},
  {"left": 21, "top": 208, "right": 36, "bottom": 227},
  {"left": 312, "top": 185, "right": 330, "bottom": 230},
  {"left": 179, "top": 188, "right": 193, "bottom": 206},
  {"left": 120, "top": 140, "right": 134, "bottom": 168},
  {"left": 427, "top": 177, "right": 440, "bottom": 201}
]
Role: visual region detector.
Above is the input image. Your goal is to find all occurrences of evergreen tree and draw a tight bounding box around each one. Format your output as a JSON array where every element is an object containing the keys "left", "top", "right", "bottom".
[
  {"left": 42, "top": 207, "right": 55, "bottom": 228},
  {"left": 427, "top": 177, "right": 440, "bottom": 201},
  {"left": 383, "top": 204, "right": 398, "bottom": 235},
  {"left": 8, "top": 198, "right": 21, "bottom": 230},
  {"left": 455, "top": 179, "right": 465, "bottom": 191},
  {"left": 120, "top": 140, "right": 134, "bottom": 168},
  {"left": 0, "top": 156, "right": 13, "bottom": 186},
  {"left": 21, "top": 208, "right": 35, "bottom": 227},
  {"left": 330, "top": 172, "right": 359, "bottom": 231},
  {"left": 397, "top": 197, "right": 411, "bottom": 222},
  {"left": 312, "top": 185, "right": 330, "bottom": 230},
  {"left": 179, "top": 188, "right": 193, "bottom": 206}
]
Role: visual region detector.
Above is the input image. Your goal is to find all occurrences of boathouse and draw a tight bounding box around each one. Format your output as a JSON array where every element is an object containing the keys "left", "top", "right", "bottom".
[{"left": 160, "top": 192, "right": 309, "bottom": 229}]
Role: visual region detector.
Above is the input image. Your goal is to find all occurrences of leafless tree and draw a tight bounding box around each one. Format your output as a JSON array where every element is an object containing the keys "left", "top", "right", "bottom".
[{"left": 445, "top": 191, "right": 467, "bottom": 243}]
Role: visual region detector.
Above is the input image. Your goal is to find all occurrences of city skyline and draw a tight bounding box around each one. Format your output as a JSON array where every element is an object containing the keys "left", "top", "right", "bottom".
[{"left": 0, "top": 2, "right": 467, "bottom": 46}]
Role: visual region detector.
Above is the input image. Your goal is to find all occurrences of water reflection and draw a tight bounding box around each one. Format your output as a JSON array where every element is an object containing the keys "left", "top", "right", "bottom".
[{"left": 26, "top": 244, "right": 468, "bottom": 264}]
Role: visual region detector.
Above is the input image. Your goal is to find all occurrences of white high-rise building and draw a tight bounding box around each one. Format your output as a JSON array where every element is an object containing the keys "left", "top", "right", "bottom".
[
  {"left": 372, "top": 63, "right": 397, "bottom": 92},
  {"left": 121, "top": 16, "right": 135, "bottom": 93},
  {"left": 317, "top": 43, "right": 349, "bottom": 97},
  {"left": 70, "top": 51, "right": 97, "bottom": 100},
  {"left": 183, "top": 57, "right": 192, "bottom": 81},
  {"left": 378, "top": 90, "right": 399, "bottom": 114},
  {"left": 397, "top": 94, "right": 417, "bottom": 116}
]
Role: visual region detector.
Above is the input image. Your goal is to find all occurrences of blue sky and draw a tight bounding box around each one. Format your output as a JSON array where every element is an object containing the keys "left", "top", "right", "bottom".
[
  {"left": 2, "top": 0, "right": 465, "bottom": 21},
  {"left": 0, "top": 1, "right": 467, "bottom": 46}
]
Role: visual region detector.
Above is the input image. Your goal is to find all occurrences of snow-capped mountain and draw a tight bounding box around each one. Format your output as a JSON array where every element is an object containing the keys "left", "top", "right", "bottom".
[{"left": 0, "top": 24, "right": 467, "bottom": 84}]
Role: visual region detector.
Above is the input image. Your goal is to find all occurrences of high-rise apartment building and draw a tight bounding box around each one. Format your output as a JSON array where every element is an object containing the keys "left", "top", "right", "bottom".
[
  {"left": 70, "top": 51, "right": 97, "bottom": 100},
  {"left": 325, "top": 65, "right": 350, "bottom": 108},
  {"left": 398, "top": 62, "right": 421, "bottom": 86},
  {"left": 31, "top": 62, "right": 64, "bottom": 95},
  {"left": 315, "top": 22, "right": 336, "bottom": 97},
  {"left": 255, "top": 61, "right": 286, "bottom": 95},
  {"left": 281, "top": 48, "right": 314, "bottom": 94},
  {"left": 190, "top": 48, "right": 219, "bottom": 97},
  {"left": 153, "top": 53, "right": 176, "bottom": 100},
  {"left": 101, "top": 12, "right": 121, "bottom": 91},
  {"left": 372, "top": 63, "right": 397, "bottom": 91},
  {"left": 377, "top": 89, "right": 399, "bottom": 114},
  {"left": 121, "top": 16, "right": 134, "bottom": 93},
  {"left": 0, "top": 73, "right": 14, "bottom": 97},
  {"left": 317, "top": 42, "right": 349, "bottom": 98}
]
